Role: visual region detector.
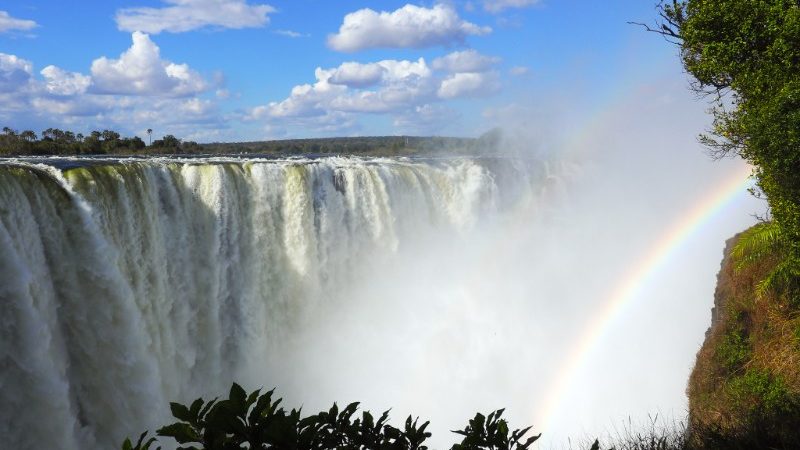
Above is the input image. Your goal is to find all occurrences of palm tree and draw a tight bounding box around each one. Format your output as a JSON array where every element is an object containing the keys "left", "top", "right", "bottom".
[
  {"left": 732, "top": 222, "right": 799, "bottom": 297},
  {"left": 147, "top": 128, "right": 152, "bottom": 146},
  {"left": 19, "top": 130, "right": 37, "bottom": 142}
]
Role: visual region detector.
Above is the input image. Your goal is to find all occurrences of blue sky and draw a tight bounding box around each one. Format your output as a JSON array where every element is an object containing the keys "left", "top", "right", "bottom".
[{"left": 0, "top": 1, "right": 678, "bottom": 142}]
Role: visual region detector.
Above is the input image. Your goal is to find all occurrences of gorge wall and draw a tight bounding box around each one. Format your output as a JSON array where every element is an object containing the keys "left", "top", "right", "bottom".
[{"left": 688, "top": 228, "right": 800, "bottom": 444}]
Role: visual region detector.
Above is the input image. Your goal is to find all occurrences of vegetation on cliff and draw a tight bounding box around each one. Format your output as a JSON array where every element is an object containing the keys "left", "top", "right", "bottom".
[
  {"left": 687, "top": 232, "right": 800, "bottom": 448},
  {"left": 635, "top": 0, "right": 800, "bottom": 445}
]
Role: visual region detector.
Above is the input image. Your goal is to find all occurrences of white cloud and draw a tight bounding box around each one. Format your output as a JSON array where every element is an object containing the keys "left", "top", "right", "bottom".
[
  {"left": 30, "top": 95, "right": 113, "bottom": 117},
  {"left": 431, "top": 50, "right": 500, "bottom": 73},
  {"left": 40, "top": 66, "right": 91, "bottom": 96},
  {"left": 437, "top": 71, "right": 500, "bottom": 99},
  {"left": 393, "top": 104, "right": 460, "bottom": 134},
  {"left": 0, "top": 11, "right": 37, "bottom": 33},
  {"left": 0, "top": 46, "right": 225, "bottom": 139},
  {"left": 509, "top": 65, "right": 530, "bottom": 76},
  {"left": 259, "top": 58, "right": 439, "bottom": 119},
  {"left": 90, "top": 32, "right": 207, "bottom": 97},
  {"left": 0, "top": 53, "right": 33, "bottom": 92},
  {"left": 274, "top": 29, "right": 309, "bottom": 38},
  {"left": 260, "top": 67, "right": 347, "bottom": 118},
  {"left": 330, "top": 58, "right": 431, "bottom": 88},
  {"left": 116, "top": 0, "right": 275, "bottom": 34},
  {"left": 253, "top": 52, "right": 504, "bottom": 134},
  {"left": 329, "top": 62, "right": 386, "bottom": 88},
  {"left": 483, "top": 0, "right": 540, "bottom": 13},
  {"left": 327, "top": 4, "right": 491, "bottom": 52}
]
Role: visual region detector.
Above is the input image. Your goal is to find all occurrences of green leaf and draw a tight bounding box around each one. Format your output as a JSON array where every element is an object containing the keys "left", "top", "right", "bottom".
[
  {"left": 189, "top": 398, "right": 204, "bottom": 419},
  {"left": 157, "top": 423, "right": 200, "bottom": 444},
  {"left": 229, "top": 383, "right": 247, "bottom": 413},
  {"left": 170, "top": 402, "right": 193, "bottom": 423}
]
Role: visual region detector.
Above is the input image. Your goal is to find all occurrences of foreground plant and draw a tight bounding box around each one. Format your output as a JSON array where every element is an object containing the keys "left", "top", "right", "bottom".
[{"left": 122, "top": 383, "right": 546, "bottom": 450}]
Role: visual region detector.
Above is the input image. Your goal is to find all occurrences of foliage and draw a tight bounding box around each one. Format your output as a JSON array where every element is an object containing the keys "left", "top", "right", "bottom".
[
  {"left": 0, "top": 126, "right": 200, "bottom": 155},
  {"left": 726, "top": 369, "right": 796, "bottom": 417},
  {"left": 732, "top": 222, "right": 799, "bottom": 299},
  {"left": 0, "top": 126, "right": 506, "bottom": 157},
  {"left": 638, "top": 5, "right": 800, "bottom": 440},
  {"left": 123, "top": 383, "right": 544, "bottom": 450},
  {"left": 685, "top": 230, "right": 800, "bottom": 448},
  {"left": 197, "top": 134, "right": 494, "bottom": 156},
  {"left": 715, "top": 328, "right": 750, "bottom": 373},
  {"left": 649, "top": 0, "right": 800, "bottom": 270},
  {"left": 450, "top": 409, "right": 541, "bottom": 450}
]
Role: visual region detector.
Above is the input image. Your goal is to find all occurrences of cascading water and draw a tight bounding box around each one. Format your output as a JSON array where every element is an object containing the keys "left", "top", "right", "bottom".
[{"left": 0, "top": 156, "right": 550, "bottom": 450}]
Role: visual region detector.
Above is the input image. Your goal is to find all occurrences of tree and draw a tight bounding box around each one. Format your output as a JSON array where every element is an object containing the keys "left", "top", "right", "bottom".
[
  {"left": 19, "top": 130, "right": 37, "bottom": 142},
  {"left": 102, "top": 129, "right": 121, "bottom": 142},
  {"left": 83, "top": 131, "right": 103, "bottom": 154},
  {"left": 162, "top": 134, "right": 181, "bottom": 148},
  {"left": 181, "top": 141, "right": 202, "bottom": 154},
  {"left": 641, "top": 0, "right": 800, "bottom": 273},
  {"left": 123, "top": 384, "right": 548, "bottom": 450}
]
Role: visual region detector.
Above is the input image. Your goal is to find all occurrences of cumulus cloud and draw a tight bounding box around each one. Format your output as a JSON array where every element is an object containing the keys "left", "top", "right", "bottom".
[
  {"left": 0, "top": 53, "right": 34, "bottom": 92},
  {"left": 252, "top": 51, "right": 504, "bottom": 135},
  {"left": 30, "top": 95, "right": 114, "bottom": 117},
  {"left": 483, "top": 0, "right": 540, "bottom": 13},
  {"left": 258, "top": 58, "right": 439, "bottom": 120},
  {"left": 40, "top": 66, "right": 91, "bottom": 96},
  {"left": 437, "top": 71, "right": 500, "bottom": 99},
  {"left": 327, "top": 4, "right": 491, "bottom": 52},
  {"left": 329, "top": 62, "right": 386, "bottom": 88},
  {"left": 0, "top": 11, "right": 37, "bottom": 33},
  {"left": 116, "top": 0, "right": 275, "bottom": 34},
  {"left": 90, "top": 32, "right": 207, "bottom": 97},
  {"left": 0, "top": 45, "right": 224, "bottom": 139},
  {"left": 431, "top": 49, "right": 500, "bottom": 73},
  {"left": 258, "top": 68, "right": 347, "bottom": 118},
  {"left": 330, "top": 58, "right": 431, "bottom": 88}
]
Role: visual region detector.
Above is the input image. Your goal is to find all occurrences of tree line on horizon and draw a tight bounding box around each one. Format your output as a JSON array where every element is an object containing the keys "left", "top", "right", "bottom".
[
  {"left": 0, "top": 126, "right": 505, "bottom": 157},
  {"left": 0, "top": 126, "right": 202, "bottom": 156}
]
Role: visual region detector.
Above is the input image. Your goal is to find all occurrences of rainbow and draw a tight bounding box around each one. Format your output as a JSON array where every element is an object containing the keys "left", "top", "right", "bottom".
[{"left": 534, "top": 164, "right": 754, "bottom": 433}]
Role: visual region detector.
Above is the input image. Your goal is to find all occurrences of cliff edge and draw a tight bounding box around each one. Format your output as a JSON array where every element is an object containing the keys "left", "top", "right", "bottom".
[{"left": 687, "top": 227, "right": 800, "bottom": 445}]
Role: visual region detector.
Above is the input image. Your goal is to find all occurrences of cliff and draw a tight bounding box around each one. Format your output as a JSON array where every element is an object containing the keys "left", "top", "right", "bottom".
[{"left": 687, "top": 227, "right": 800, "bottom": 446}]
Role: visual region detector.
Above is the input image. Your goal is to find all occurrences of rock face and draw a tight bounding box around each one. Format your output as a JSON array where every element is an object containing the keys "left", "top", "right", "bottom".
[
  {"left": 687, "top": 228, "right": 800, "bottom": 444},
  {"left": 704, "top": 236, "right": 738, "bottom": 341}
]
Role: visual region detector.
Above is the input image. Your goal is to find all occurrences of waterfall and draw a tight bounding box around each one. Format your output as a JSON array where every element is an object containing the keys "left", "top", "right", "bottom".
[{"left": 0, "top": 156, "right": 545, "bottom": 450}]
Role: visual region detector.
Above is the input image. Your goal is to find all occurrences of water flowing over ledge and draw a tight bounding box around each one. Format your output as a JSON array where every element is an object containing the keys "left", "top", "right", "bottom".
[{"left": 0, "top": 156, "right": 558, "bottom": 450}]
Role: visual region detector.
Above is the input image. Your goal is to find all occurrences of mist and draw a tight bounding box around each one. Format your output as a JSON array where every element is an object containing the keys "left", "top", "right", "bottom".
[
  {"left": 241, "top": 78, "right": 761, "bottom": 449},
  {"left": 0, "top": 79, "right": 762, "bottom": 450}
]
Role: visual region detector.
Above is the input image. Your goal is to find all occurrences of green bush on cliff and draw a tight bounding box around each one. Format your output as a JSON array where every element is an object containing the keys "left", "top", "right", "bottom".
[
  {"left": 732, "top": 222, "right": 799, "bottom": 300},
  {"left": 715, "top": 328, "right": 750, "bottom": 373},
  {"left": 726, "top": 369, "right": 795, "bottom": 417}
]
